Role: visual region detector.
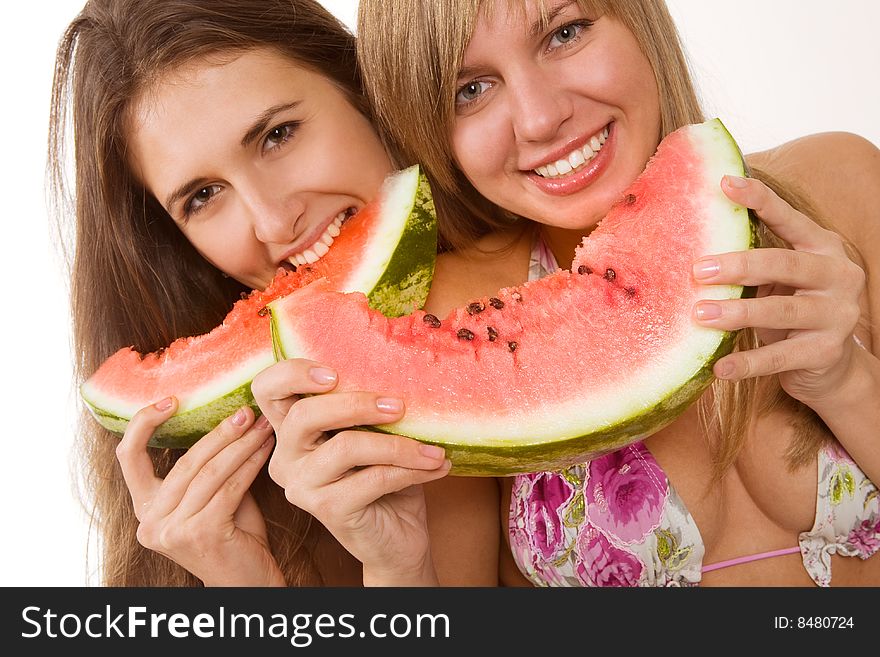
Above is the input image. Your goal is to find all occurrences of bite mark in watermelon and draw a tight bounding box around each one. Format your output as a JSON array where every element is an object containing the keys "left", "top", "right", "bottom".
[
  {"left": 81, "top": 165, "right": 437, "bottom": 448},
  {"left": 269, "top": 120, "right": 757, "bottom": 475}
]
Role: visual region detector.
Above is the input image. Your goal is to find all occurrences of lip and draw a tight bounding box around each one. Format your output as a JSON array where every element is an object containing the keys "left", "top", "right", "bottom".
[
  {"left": 278, "top": 206, "right": 352, "bottom": 265},
  {"left": 522, "top": 122, "right": 612, "bottom": 171},
  {"left": 524, "top": 122, "right": 615, "bottom": 196}
]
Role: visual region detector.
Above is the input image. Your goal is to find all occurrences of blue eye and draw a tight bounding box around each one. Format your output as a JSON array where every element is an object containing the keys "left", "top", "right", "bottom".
[
  {"left": 456, "top": 80, "right": 492, "bottom": 106},
  {"left": 548, "top": 21, "right": 591, "bottom": 50}
]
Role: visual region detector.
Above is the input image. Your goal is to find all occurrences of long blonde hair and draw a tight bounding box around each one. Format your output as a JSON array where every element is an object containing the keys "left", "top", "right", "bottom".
[
  {"left": 49, "top": 0, "right": 370, "bottom": 586},
  {"left": 358, "top": 0, "right": 850, "bottom": 479}
]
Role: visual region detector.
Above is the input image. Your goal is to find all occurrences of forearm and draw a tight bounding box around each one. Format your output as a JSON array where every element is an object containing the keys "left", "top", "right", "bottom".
[{"left": 810, "top": 344, "right": 880, "bottom": 485}]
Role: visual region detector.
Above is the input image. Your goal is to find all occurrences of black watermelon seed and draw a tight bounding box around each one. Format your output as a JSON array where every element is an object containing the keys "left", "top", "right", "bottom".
[
  {"left": 423, "top": 314, "right": 442, "bottom": 328},
  {"left": 625, "top": 193, "right": 637, "bottom": 205},
  {"left": 508, "top": 341, "right": 518, "bottom": 352},
  {"left": 257, "top": 306, "right": 269, "bottom": 317},
  {"left": 467, "top": 301, "right": 485, "bottom": 315},
  {"left": 577, "top": 265, "right": 593, "bottom": 275},
  {"left": 487, "top": 326, "right": 499, "bottom": 342},
  {"left": 489, "top": 297, "right": 504, "bottom": 309},
  {"left": 625, "top": 286, "right": 637, "bottom": 297},
  {"left": 457, "top": 328, "right": 475, "bottom": 341},
  {"left": 604, "top": 268, "right": 616, "bottom": 281}
]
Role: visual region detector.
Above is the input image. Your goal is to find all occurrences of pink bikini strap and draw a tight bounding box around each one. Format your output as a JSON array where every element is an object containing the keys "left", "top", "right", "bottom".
[{"left": 702, "top": 546, "right": 801, "bottom": 573}]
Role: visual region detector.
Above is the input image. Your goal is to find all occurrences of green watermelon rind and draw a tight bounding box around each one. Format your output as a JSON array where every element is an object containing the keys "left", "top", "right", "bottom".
[{"left": 83, "top": 166, "right": 438, "bottom": 450}]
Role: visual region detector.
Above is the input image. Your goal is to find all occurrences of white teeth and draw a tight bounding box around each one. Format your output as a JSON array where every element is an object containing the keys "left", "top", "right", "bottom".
[
  {"left": 533, "top": 125, "right": 609, "bottom": 179},
  {"left": 320, "top": 232, "right": 334, "bottom": 247},
  {"left": 302, "top": 248, "right": 319, "bottom": 264},
  {"left": 313, "top": 241, "right": 330, "bottom": 258},
  {"left": 327, "top": 222, "right": 340, "bottom": 237}
]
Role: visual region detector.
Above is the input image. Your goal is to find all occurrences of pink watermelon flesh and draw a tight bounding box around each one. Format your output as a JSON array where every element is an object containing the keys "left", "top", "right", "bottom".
[
  {"left": 82, "top": 165, "right": 437, "bottom": 447},
  {"left": 270, "top": 119, "right": 755, "bottom": 475}
]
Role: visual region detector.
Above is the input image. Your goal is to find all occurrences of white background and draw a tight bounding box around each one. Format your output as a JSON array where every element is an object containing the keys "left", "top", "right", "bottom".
[{"left": 1, "top": 1, "right": 877, "bottom": 586}]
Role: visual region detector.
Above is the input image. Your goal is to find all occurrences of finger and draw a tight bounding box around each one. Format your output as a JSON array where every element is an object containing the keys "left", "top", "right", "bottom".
[
  {"left": 251, "top": 358, "right": 338, "bottom": 429},
  {"left": 694, "top": 294, "right": 831, "bottom": 331},
  {"left": 148, "top": 406, "right": 259, "bottom": 518},
  {"left": 721, "top": 175, "right": 838, "bottom": 253},
  {"left": 296, "top": 430, "right": 449, "bottom": 487},
  {"left": 330, "top": 459, "right": 452, "bottom": 515},
  {"left": 271, "top": 391, "right": 406, "bottom": 466},
  {"left": 692, "top": 248, "right": 842, "bottom": 290},
  {"left": 196, "top": 432, "right": 276, "bottom": 522},
  {"left": 116, "top": 396, "right": 178, "bottom": 514},
  {"left": 173, "top": 414, "right": 276, "bottom": 518},
  {"left": 713, "top": 335, "right": 842, "bottom": 380}
]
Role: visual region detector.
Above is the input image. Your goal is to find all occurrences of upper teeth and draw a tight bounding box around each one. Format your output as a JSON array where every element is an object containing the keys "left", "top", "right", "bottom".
[
  {"left": 287, "top": 210, "right": 350, "bottom": 267},
  {"left": 534, "top": 126, "right": 609, "bottom": 179}
]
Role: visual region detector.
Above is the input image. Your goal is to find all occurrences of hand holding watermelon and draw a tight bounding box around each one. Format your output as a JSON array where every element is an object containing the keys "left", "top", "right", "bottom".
[
  {"left": 115, "top": 398, "right": 285, "bottom": 586},
  {"left": 693, "top": 174, "right": 867, "bottom": 405},
  {"left": 253, "top": 359, "right": 452, "bottom": 585}
]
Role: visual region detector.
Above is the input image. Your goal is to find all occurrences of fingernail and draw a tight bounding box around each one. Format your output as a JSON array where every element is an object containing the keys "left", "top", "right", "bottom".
[
  {"left": 420, "top": 444, "right": 446, "bottom": 460},
  {"left": 695, "top": 302, "right": 722, "bottom": 320},
  {"left": 154, "top": 397, "right": 173, "bottom": 412},
  {"left": 254, "top": 414, "right": 271, "bottom": 429},
  {"left": 725, "top": 175, "right": 748, "bottom": 188},
  {"left": 309, "top": 366, "right": 337, "bottom": 385},
  {"left": 376, "top": 397, "right": 403, "bottom": 413},
  {"left": 692, "top": 259, "right": 720, "bottom": 279},
  {"left": 716, "top": 361, "right": 735, "bottom": 379},
  {"left": 231, "top": 408, "right": 248, "bottom": 426}
]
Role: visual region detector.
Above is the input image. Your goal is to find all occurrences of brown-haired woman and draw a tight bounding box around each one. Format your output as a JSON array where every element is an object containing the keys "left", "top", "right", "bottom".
[
  {"left": 356, "top": 0, "right": 880, "bottom": 586},
  {"left": 49, "top": 0, "right": 498, "bottom": 587}
]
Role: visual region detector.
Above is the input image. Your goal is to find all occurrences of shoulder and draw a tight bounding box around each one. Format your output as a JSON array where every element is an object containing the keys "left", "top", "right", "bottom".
[
  {"left": 747, "top": 132, "right": 880, "bottom": 244},
  {"left": 424, "top": 226, "right": 534, "bottom": 318}
]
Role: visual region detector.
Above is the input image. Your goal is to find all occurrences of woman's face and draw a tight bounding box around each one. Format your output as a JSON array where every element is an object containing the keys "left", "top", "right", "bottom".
[
  {"left": 451, "top": 0, "right": 661, "bottom": 232},
  {"left": 128, "top": 48, "right": 393, "bottom": 290}
]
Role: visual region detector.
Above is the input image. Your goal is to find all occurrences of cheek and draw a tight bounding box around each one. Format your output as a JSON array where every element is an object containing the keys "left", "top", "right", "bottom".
[{"left": 451, "top": 118, "right": 506, "bottom": 186}]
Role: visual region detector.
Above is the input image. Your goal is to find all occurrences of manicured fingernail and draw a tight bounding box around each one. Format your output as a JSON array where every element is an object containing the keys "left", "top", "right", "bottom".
[
  {"left": 695, "top": 302, "right": 722, "bottom": 320},
  {"left": 716, "top": 361, "right": 735, "bottom": 379},
  {"left": 376, "top": 397, "right": 403, "bottom": 413},
  {"left": 420, "top": 444, "right": 446, "bottom": 460},
  {"left": 154, "top": 397, "right": 173, "bottom": 412},
  {"left": 692, "top": 259, "right": 720, "bottom": 279},
  {"left": 231, "top": 408, "right": 248, "bottom": 426},
  {"left": 725, "top": 175, "right": 748, "bottom": 188},
  {"left": 254, "top": 414, "right": 271, "bottom": 429},
  {"left": 309, "top": 366, "right": 337, "bottom": 385}
]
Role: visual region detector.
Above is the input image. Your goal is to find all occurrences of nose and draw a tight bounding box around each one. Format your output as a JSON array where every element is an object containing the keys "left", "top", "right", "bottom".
[
  {"left": 241, "top": 181, "right": 305, "bottom": 245},
  {"left": 508, "top": 66, "right": 572, "bottom": 144}
]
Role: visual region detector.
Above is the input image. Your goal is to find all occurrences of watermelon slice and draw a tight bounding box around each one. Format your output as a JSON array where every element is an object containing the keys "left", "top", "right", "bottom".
[
  {"left": 81, "top": 165, "right": 437, "bottom": 448},
  {"left": 269, "top": 119, "right": 757, "bottom": 475}
]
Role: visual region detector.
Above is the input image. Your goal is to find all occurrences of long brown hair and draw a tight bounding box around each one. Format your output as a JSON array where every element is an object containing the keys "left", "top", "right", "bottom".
[
  {"left": 49, "top": 0, "right": 368, "bottom": 586},
  {"left": 357, "top": 0, "right": 855, "bottom": 480}
]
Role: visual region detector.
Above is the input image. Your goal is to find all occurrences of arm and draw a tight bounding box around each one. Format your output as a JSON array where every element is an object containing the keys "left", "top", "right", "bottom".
[{"left": 695, "top": 133, "right": 880, "bottom": 483}]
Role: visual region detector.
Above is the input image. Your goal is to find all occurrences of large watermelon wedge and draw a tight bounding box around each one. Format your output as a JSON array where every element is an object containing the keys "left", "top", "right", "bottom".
[
  {"left": 81, "top": 165, "right": 437, "bottom": 448},
  {"left": 269, "top": 120, "right": 757, "bottom": 475}
]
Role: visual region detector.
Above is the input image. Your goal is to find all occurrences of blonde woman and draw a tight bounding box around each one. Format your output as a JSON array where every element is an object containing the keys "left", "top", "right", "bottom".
[{"left": 356, "top": 0, "right": 880, "bottom": 585}]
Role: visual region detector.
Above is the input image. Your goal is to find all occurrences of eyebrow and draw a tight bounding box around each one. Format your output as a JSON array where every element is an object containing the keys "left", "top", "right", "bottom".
[
  {"left": 529, "top": 0, "right": 579, "bottom": 37},
  {"left": 163, "top": 101, "right": 301, "bottom": 212},
  {"left": 456, "top": 0, "right": 580, "bottom": 83}
]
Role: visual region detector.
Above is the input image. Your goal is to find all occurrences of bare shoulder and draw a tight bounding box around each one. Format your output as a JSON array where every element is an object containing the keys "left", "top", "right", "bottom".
[
  {"left": 424, "top": 227, "right": 533, "bottom": 318},
  {"left": 747, "top": 132, "right": 880, "bottom": 244}
]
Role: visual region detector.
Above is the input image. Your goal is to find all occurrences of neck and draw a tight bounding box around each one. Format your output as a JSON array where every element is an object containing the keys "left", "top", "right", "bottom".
[{"left": 540, "top": 225, "right": 596, "bottom": 270}]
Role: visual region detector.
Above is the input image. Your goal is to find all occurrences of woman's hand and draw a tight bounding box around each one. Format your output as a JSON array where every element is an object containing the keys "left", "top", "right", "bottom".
[
  {"left": 252, "top": 359, "right": 451, "bottom": 586},
  {"left": 691, "top": 175, "right": 867, "bottom": 406},
  {"left": 116, "top": 398, "right": 284, "bottom": 586}
]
